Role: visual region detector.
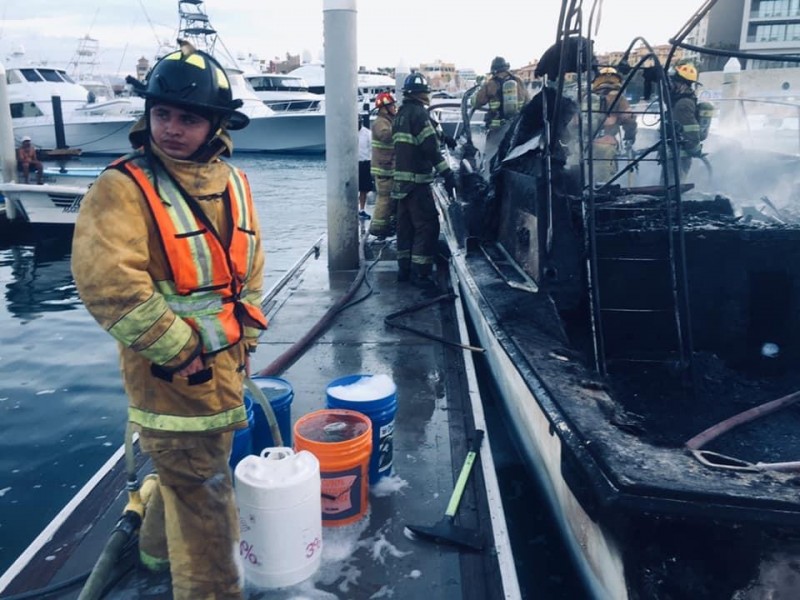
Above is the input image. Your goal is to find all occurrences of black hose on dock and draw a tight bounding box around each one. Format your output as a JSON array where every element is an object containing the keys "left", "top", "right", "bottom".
[
  {"left": 255, "top": 233, "right": 369, "bottom": 377},
  {"left": 77, "top": 513, "right": 140, "bottom": 600}
]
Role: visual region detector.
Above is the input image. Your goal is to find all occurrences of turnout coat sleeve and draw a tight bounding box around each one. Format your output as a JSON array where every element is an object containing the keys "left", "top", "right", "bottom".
[{"left": 72, "top": 168, "right": 202, "bottom": 372}]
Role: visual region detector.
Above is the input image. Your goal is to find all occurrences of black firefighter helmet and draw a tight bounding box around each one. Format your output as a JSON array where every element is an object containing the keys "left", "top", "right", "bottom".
[
  {"left": 402, "top": 72, "right": 430, "bottom": 95},
  {"left": 130, "top": 41, "right": 249, "bottom": 131},
  {"left": 490, "top": 56, "right": 510, "bottom": 74}
]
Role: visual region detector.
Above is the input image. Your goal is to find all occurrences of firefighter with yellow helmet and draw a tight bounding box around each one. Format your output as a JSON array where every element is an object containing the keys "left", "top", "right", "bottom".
[
  {"left": 369, "top": 91, "right": 398, "bottom": 239},
  {"left": 668, "top": 62, "right": 704, "bottom": 182},
  {"left": 589, "top": 66, "right": 637, "bottom": 183},
  {"left": 71, "top": 42, "right": 266, "bottom": 599}
]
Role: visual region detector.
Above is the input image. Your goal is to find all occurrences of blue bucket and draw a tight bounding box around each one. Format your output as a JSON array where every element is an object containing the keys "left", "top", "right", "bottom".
[
  {"left": 230, "top": 395, "right": 255, "bottom": 470},
  {"left": 326, "top": 374, "right": 397, "bottom": 484},
  {"left": 246, "top": 376, "right": 294, "bottom": 454}
]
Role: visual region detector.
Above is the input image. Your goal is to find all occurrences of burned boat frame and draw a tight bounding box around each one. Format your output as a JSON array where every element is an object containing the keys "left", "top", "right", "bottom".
[{"left": 438, "top": 0, "right": 800, "bottom": 598}]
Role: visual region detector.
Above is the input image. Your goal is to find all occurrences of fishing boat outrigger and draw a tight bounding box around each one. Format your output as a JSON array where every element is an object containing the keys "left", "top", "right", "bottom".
[{"left": 436, "top": 0, "right": 800, "bottom": 597}]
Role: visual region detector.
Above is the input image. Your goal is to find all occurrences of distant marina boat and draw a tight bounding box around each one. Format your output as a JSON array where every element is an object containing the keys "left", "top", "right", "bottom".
[
  {"left": 5, "top": 47, "right": 141, "bottom": 156},
  {"left": 176, "top": 0, "right": 326, "bottom": 154},
  {"left": 0, "top": 61, "right": 97, "bottom": 227},
  {"left": 244, "top": 72, "right": 324, "bottom": 113},
  {"left": 288, "top": 62, "right": 396, "bottom": 113}
]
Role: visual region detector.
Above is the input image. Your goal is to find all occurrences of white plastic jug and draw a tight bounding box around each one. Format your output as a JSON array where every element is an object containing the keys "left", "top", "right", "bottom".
[{"left": 234, "top": 447, "right": 322, "bottom": 588}]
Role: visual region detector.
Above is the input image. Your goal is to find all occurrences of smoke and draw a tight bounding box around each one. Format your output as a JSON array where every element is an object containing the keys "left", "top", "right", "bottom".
[{"left": 629, "top": 109, "right": 800, "bottom": 218}]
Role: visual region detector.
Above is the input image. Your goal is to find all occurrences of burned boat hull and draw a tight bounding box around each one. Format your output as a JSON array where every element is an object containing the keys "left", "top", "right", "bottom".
[{"left": 437, "top": 87, "right": 800, "bottom": 598}]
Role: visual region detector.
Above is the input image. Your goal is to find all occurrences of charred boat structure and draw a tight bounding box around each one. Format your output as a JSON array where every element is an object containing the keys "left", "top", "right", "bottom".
[{"left": 437, "top": 0, "right": 800, "bottom": 597}]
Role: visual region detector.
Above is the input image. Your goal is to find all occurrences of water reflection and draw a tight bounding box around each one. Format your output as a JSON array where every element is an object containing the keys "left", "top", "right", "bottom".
[{"left": 0, "top": 230, "right": 79, "bottom": 320}]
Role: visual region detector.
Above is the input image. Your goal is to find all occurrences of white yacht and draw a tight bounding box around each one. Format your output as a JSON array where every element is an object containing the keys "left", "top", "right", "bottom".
[
  {"left": 176, "top": 0, "right": 326, "bottom": 153},
  {"left": 288, "top": 63, "right": 396, "bottom": 113},
  {"left": 244, "top": 73, "right": 323, "bottom": 113},
  {"left": 224, "top": 66, "right": 326, "bottom": 153},
  {"left": 5, "top": 47, "right": 142, "bottom": 156}
]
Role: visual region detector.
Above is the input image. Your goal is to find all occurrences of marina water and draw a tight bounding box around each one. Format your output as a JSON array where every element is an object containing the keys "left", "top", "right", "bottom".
[{"left": 0, "top": 154, "right": 584, "bottom": 597}]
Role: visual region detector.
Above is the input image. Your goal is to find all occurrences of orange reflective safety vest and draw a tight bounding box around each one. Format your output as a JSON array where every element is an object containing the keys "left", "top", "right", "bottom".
[{"left": 112, "top": 154, "right": 267, "bottom": 355}]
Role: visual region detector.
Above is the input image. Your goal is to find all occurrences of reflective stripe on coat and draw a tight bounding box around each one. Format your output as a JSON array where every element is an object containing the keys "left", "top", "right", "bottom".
[{"left": 113, "top": 155, "right": 267, "bottom": 356}]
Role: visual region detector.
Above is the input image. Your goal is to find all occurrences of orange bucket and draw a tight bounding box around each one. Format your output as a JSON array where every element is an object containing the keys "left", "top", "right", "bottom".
[{"left": 293, "top": 409, "right": 372, "bottom": 527}]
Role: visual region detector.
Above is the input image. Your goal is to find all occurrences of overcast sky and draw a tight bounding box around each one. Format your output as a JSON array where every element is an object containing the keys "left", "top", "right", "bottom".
[{"left": 0, "top": 0, "right": 708, "bottom": 77}]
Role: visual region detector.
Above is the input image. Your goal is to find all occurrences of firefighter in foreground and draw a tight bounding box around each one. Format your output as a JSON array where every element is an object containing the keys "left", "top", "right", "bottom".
[
  {"left": 589, "top": 66, "right": 637, "bottom": 183},
  {"left": 369, "top": 91, "right": 398, "bottom": 239},
  {"left": 392, "top": 73, "right": 455, "bottom": 290},
  {"left": 71, "top": 43, "right": 267, "bottom": 599},
  {"left": 473, "top": 56, "right": 529, "bottom": 171}
]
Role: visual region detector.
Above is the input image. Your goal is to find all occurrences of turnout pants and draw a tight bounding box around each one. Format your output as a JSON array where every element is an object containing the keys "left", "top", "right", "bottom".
[
  {"left": 396, "top": 184, "right": 440, "bottom": 278},
  {"left": 139, "top": 430, "right": 242, "bottom": 600},
  {"left": 369, "top": 176, "right": 396, "bottom": 238}
]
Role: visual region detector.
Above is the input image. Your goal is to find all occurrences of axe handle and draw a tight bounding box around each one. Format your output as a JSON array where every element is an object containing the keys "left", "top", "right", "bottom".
[{"left": 444, "top": 430, "right": 485, "bottom": 518}]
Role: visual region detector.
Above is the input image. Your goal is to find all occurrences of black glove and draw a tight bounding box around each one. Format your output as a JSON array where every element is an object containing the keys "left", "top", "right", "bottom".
[
  {"left": 443, "top": 134, "right": 457, "bottom": 150},
  {"left": 443, "top": 170, "right": 456, "bottom": 199}
]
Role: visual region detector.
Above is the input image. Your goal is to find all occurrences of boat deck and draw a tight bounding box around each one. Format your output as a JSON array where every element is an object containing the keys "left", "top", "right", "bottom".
[{"left": 0, "top": 234, "right": 518, "bottom": 599}]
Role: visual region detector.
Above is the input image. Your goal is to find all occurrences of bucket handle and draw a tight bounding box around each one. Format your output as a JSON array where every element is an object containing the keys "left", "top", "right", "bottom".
[{"left": 260, "top": 447, "right": 295, "bottom": 460}]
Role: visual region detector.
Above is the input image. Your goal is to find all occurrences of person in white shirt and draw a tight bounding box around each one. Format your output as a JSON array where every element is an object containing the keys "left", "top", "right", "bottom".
[{"left": 358, "top": 115, "right": 373, "bottom": 220}]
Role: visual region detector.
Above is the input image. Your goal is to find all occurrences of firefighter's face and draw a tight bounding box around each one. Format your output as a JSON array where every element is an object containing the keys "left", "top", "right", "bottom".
[{"left": 150, "top": 104, "right": 212, "bottom": 159}]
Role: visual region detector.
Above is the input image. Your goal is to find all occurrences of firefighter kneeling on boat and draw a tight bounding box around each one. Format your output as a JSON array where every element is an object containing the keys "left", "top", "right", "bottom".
[{"left": 589, "top": 66, "right": 637, "bottom": 184}]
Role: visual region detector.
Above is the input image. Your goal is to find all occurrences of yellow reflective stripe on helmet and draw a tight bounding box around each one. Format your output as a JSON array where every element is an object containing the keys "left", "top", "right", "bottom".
[
  {"left": 164, "top": 52, "right": 182, "bottom": 62},
  {"left": 129, "top": 403, "right": 248, "bottom": 432},
  {"left": 185, "top": 54, "right": 206, "bottom": 69},
  {"left": 108, "top": 293, "right": 194, "bottom": 364},
  {"left": 215, "top": 66, "right": 230, "bottom": 89}
]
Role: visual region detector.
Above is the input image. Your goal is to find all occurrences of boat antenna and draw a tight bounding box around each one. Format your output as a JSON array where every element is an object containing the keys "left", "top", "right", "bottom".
[
  {"left": 138, "top": 0, "right": 171, "bottom": 54},
  {"left": 177, "top": 0, "right": 241, "bottom": 70}
]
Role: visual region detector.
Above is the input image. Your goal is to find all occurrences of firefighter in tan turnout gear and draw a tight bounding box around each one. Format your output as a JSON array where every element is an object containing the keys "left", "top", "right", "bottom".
[
  {"left": 590, "top": 66, "right": 637, "bottom": 183},
  {"left": 473, "top": 56, "right": 528, "bottom": 172},
  {"left": 369, "top": 91, "right": 398, "bottom": 239},
  {"left": 668, "top": 62, "right": 708, "bottom": 183},
  {"left": 71, "top": 43, "right": 267, "bottom": 600},
  {"left": 392, "top": 73, "right": 455, "bottom": 290}
]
